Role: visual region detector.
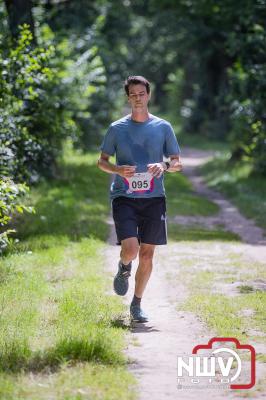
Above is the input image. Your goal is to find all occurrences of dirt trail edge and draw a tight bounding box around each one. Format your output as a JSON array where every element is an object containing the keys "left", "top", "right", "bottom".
[{"left": 104, "top": 148, "right": 266, "bottom": 400}]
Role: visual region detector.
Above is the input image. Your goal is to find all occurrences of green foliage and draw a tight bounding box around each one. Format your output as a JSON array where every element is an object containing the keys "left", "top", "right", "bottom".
[
  {"left": 0, "top": 179, "right": 34, "bottom": 253},
  {"left": 227, "top": 20, "right": 266, "bottom": 173},
  {"left": 54, "top": 37, "right": 108, "bottom": 150},
  {"left": 42, "top": 6, "right": 113, "bottom": 150},
  {"left": 1, "top": 0, "right": 265, "bottom": 254},
  {"left": 0, "top": 23, "right": 63, "bottom": 251},
  {"left": 148, "top": 0, "right": 266, "bottom": 174},
  {"left": 0, "top": 24, "right": 67, "bottom": 182},
  {"left": 0, "top": 4, "right": 111, "bottom": 253}
]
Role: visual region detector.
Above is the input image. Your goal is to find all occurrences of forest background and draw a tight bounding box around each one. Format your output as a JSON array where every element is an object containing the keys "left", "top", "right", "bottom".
[{"left": 0, "top": 0, "right": 265, "bottom": 250}]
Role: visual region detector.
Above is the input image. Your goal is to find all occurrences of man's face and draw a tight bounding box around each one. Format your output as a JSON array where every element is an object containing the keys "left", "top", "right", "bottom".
[{"left": 127, "top": 84, "right": 150, "bottom": 111}]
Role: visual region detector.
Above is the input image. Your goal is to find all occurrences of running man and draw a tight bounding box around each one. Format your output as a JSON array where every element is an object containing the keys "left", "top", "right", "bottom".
[{"left": 97, "top": 75, "right": 182, "bottom": 322}]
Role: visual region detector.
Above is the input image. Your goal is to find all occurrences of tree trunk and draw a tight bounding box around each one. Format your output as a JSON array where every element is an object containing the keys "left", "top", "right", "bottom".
[{"left": 4, "top": 0, "right": 36, "bottom": 44}]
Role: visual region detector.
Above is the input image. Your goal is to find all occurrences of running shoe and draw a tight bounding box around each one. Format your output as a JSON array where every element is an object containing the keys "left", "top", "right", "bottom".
[
  {"left": 113, "top": 260, "right": 131, "bottom": 296},
  {"left": 130, "top": 304, "right": 148, "bottom": 323}
]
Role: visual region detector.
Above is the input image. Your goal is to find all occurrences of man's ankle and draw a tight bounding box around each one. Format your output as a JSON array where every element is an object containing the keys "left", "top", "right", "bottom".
[
  {"left": 131, "top": 294, "right": 141, "bottom": 306},
  {"left": 120, "top": 260, "right": 131, "bottom": 270}
]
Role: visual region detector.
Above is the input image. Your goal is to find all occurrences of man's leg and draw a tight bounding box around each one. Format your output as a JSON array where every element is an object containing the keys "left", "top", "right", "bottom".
[
  {"left": 120, "top": 237, "right": 139, "bottom": 265},
  {"left": 134, "top": 243, "right": 156, "bottom": 298},
  {"left": 130, "top": 243, "right": 156, "bottom": 322},
  {"left": 113, "top": 237, "right": 139, "bottom": 296}
]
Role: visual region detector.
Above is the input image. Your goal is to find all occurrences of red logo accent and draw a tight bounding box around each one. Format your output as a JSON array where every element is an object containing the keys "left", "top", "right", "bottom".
[{"left": 192, "top": 337, "right": 256, "bottom": 389}]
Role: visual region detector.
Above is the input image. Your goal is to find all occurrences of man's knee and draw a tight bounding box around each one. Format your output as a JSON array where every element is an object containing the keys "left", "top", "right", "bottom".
[
  {"left": 121, "top": 238, "right": 139, "bottom": 260},
  {"left": 139, "top": 246, "right": 155, "bottom": 263}
]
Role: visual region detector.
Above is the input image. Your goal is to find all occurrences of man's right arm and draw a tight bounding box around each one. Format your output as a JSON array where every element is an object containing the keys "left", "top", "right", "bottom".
[
  {"left": 97, "top": 152, "right": 119, "bottom": 174},
  {"left": 97, "top": 153, "right": 136, "bottom": 178}
]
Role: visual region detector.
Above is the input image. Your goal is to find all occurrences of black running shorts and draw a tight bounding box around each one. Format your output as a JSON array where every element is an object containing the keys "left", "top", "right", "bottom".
[{"left": 112, "top": 196, "right": 167, "bottom": 245}]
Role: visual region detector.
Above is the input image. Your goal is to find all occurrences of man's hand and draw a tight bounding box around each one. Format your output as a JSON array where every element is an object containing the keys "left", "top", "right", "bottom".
[
  {"left": 147, "top": 163, "right": 165, "bottom": 178},
  {"left": 116, "top": 165, "right": 136, "bottom": 178}
]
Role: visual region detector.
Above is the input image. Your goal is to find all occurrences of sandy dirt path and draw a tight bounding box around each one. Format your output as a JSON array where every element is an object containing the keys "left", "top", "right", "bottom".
[{"left": 105, "top": 148, "right": 266, "bottom": 400}]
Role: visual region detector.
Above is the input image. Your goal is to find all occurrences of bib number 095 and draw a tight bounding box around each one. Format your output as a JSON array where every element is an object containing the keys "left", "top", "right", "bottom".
[
  {"left": 131, "top": 180, "right": 148, "bottom": 189},
  {"left": 125, "top": 172, "right": 153, "bottom": 193}
]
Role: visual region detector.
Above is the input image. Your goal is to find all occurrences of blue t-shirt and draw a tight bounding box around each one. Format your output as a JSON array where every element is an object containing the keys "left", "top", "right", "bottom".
[{"left": 100, "top": 114, "right": 180, "bottom": 200}]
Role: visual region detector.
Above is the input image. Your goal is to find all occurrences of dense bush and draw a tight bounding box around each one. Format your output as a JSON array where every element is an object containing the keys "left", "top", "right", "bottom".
[
  {"left": 0, "top": 12, "right": 110, "bottom": 250},
  {"left": 0, "top": 23, "right": 64, "bottom": 248},
  {"left": 0, "top": 179, "right": 34, "bottom": 253},
  {"left": 0, "top": 24, "right": 69, "bottom": 183}
]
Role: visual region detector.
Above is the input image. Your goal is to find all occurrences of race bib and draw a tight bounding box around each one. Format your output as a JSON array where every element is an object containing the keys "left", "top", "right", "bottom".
[{"left": 124, "top": 172, "right": 154, "bottom": 194}]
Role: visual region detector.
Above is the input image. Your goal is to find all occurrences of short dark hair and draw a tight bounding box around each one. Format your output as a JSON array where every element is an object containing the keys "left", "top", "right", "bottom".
[{"left": 124, "top": 75, "right": 150, "bottom": 96}]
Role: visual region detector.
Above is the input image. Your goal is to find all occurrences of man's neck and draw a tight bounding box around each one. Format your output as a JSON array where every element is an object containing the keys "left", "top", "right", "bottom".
[{"left": 130, "top": 110, "right": 150, "bottom": 123}]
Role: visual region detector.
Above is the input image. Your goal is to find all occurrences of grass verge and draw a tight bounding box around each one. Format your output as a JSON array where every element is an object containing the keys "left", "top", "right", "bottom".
[
  {"left": 0, "top": 142, "right": 135, "bottom": 399},
  {"left": 174, "top": 246, "right": 266, "bottom": 342},
  {"left": 164, "top": 240, "right": 266, "bottom": 395},
  {"left": 168, "top": 223, "right": 240, "bottom": 242},
  {"left": 164, "top": 172, "right": 219, "bottom": 217}
]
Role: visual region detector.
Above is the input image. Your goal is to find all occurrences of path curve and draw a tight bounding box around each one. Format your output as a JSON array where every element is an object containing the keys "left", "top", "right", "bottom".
[{"left": 179, "top": 148, "right": 266, "bottom": 247}]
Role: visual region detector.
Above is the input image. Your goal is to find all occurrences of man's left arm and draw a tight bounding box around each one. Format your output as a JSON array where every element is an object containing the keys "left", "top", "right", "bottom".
[
  {"left": 147, "top": 156, "right": 182, "bottom": 178},
  {"left": 162, "top": 155, "right": 182, "bottom": 173}
]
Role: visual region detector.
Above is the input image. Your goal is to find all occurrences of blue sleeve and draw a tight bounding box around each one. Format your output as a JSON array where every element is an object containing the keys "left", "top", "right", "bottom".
[
  {"left": 164, "top": 123, "right": 181, "bottom": 157},
  {"left": 100, "top": 125, "right": 116, "bottom": 156}
]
